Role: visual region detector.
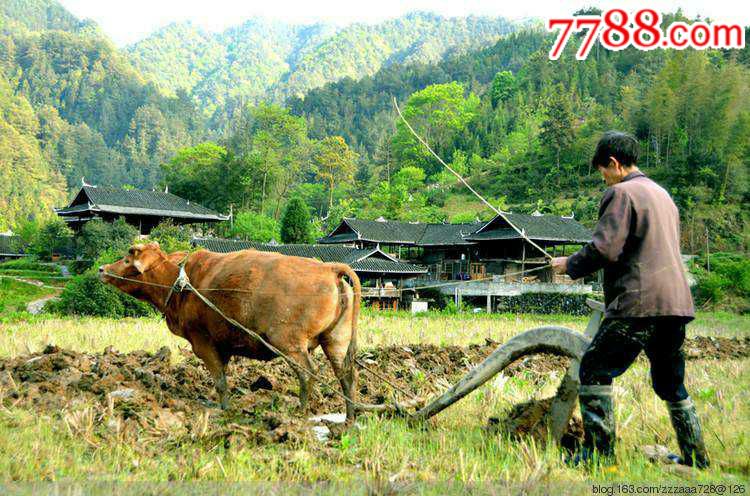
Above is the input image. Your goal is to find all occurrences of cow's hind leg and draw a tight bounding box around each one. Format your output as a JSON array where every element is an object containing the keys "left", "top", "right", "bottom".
[
  {"left": 320, "top": 321, "right": 357, "bottom": 422},
  {"left": 191, "top": 335, "right": 230, "bottom": 410},
  {"left": 286, "top": 350, "right": 316, "bottom": 413}
]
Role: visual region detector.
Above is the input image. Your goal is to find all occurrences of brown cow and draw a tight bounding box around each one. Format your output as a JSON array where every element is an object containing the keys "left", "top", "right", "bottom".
[{"left": 100, "top": 242, "right": 360, "bottom": 420}]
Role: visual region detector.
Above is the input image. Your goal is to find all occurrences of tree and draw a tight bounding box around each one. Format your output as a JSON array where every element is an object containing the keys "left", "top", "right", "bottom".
[
  {"left": 76, "top": 218, "right": 138, "bottom": 261},
  {"left": 228, "top": 212, "right": 280, "bottom": 243},
  {"left": 162, "top": 142, "right": 240, "bottom": 212},
  {"left": 391, "top": 82, "right": 480, "bottom": 177},
  {"left": 540, "top": 85, "right": 575, "bottom": 171},
  {"left": 229, "top": 104, "right": 310, "bottom": 217},
  {"left": 313, "top": 136, "right": 359, "bottom": 210},
  {"left": 491, "top": 71, "right": 516, "bottom": 108},
  {"left": 148, "top": 220, "right": 192, "bottom": 253},
  {"left": 280, "top": 197, "right": 312, "bottom": 244},
  {"left": 29, "top": 219, "right": 73, "bottom": 260}
]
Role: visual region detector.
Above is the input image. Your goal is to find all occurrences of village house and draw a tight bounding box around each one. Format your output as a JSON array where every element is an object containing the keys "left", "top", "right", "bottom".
[
  {"left": 319, "top": 213, "right": 595, "bottom": 309},
  {"left": 0, "top": 233, "right": 23, "bottom": 260},
  {"left": 56, "top": 184, "right": 228, "bottom": 235}
]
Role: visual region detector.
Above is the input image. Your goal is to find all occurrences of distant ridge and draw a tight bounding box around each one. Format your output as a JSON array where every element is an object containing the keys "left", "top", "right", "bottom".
[{"left": 126, "top": 12, "right": 526, "bottom": 113}]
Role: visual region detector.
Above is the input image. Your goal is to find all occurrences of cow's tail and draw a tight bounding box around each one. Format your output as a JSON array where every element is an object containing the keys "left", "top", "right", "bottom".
[{"left": 331, "top": 263, "right": 361, "bottom": 367}]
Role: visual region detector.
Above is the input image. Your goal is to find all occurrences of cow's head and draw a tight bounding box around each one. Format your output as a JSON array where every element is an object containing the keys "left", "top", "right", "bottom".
[{"left": 99, "top": 242, "right": 168, "bottom": 299}]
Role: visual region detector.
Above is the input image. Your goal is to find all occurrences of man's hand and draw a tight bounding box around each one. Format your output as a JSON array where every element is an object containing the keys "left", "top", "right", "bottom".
[{"left": 551, "top": 256, "right": 569, "bottom": 275}]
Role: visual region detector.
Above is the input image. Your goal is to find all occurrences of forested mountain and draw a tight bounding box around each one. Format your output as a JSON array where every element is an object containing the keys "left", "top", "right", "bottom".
[
  {"left": 0, "top": 1, "right": 206, "bottom": 227},
  {"left": 0, "top": 0, "right": 747, "bottom": 256},
  {"left": 0, "top": 0, "right": 84, "bottom": 32},
  {"left": 0, "top": 74, "right": 66, "bottom": 230},
  {"left": 289, "top": 30, "right": 547, "bottom": 156},
  {"left": 127, "top": 13, "right": 524, "bottom": 116},
  {"left": 287, "top": 18, "right": 750, "bottom": 252}
]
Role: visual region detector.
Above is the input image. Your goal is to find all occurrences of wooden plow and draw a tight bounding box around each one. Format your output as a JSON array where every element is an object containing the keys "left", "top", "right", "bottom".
[{"left": 405, "top": 299, "right": 604, "bottom": 443}]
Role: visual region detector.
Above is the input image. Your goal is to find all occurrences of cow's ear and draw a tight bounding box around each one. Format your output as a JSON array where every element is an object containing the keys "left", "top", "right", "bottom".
[{"left": 148, "top": 241, "right": 160, "bottom": 250}]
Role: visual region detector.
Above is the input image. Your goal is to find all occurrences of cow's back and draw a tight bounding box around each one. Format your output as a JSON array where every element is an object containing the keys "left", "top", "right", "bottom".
[{"left": 178, "top": 249, "right": 345, "bottom": 356}]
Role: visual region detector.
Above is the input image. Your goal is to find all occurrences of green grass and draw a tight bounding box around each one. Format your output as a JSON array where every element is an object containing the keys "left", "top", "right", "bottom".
[
  {"left": 0, "top": 311, "right": 748, "bottom": 487},
  {"left": 0, "top": 278, "right": 58, "bottom": 315},
  {"left": 0, "top": 258, "right": 60, "bottom": 273}
]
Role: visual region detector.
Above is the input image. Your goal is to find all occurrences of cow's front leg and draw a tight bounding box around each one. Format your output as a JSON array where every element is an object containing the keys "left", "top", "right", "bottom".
[{"left": 191, "top": 336, "right": 229, "bottom": 410}]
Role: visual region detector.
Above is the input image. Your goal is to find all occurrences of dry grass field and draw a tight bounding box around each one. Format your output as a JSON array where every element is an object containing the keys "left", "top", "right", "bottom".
[{"left": 0, "top": 311, "right": 748, "bottom": 493}]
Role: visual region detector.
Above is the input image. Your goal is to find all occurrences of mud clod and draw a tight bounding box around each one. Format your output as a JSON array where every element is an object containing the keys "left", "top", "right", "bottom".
[
  {"left": 491, "top": 398, "right": 585, "bottom": 451},
  {"left": 0, "top": 335, "right": 745, "bottom": 452}
]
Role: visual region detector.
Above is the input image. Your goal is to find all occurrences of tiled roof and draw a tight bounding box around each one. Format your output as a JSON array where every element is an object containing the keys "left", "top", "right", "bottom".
[
  {"left": 191, "top": 238, "right": 427, "bottom": 274},
  {"left": 467, "top": 213, "right": 592, "bottom": 243},
  {"left": 56, "top": 186, "right": 227, "bottom": 221},
  {"left": 320, "top": 214, "right": 592, "bottom": 246},
  {"left": 420, "top": 222, "right": 485, "bottom": 246},
  {"left": 337, "top": 219, "right": 428, "bottom": 244}
]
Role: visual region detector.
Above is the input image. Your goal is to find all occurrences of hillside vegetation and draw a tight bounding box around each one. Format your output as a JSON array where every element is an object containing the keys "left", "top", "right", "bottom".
[
  {"left": 127, "top": 13, "right": 524, "bottom": 117},
  {"left": 0, "top": 1, "right": 747, "bottom": 261},
  {"left": 0, "top": 4, "right": 210, "bottom": 228}
]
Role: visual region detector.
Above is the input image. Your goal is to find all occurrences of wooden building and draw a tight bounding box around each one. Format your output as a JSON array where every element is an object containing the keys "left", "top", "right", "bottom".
[
  {"left": 319, "top": 213, "right": 595, "bottom": 306},
  {"left": 56, "top": 185, "right": 228, "bottom": 234},
  {"left": 192, "top": 237, "right": 428, "bottom": 310}
]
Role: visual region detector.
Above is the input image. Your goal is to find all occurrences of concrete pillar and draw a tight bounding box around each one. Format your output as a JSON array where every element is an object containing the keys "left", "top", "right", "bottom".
[{"left": 486, "top": 295, "right": 492, "bottom": 313}]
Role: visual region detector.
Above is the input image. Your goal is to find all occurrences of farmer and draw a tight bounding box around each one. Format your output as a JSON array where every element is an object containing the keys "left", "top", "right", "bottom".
[{"left": 551, "top": 131, "right": 709, "bottom": 468}]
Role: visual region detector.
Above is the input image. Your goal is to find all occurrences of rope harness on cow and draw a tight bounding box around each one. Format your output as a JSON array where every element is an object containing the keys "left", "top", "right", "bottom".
[
  {"left": 104, "top": 256, "right": 425, "bottom": 412},
  {"left": 102, "top": 254, "right": 554, "bottom": 413},
  {"left": 163, "top": 253, "right": 191, "bottom": 306}
]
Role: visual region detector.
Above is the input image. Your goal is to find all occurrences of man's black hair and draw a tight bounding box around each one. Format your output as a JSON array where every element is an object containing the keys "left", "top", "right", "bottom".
[{"left": 591, "top": 131, "right": 639, "bottom": 168}]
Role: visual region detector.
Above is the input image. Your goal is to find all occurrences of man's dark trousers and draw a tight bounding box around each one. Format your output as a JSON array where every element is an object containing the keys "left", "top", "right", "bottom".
[
  {"left": 579, "top": 317, "right": 688, "bottom": 401},
  {"left": 575, "top": 317, "right": 709, "bottom": 468}
]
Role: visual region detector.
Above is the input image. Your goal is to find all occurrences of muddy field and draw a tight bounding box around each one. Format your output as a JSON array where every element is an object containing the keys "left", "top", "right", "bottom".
[{"left": 1, "top": 336, "right": 747, "bottom": 454}]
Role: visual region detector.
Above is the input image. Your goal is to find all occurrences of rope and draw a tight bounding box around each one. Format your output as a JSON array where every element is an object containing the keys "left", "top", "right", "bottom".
[
  {"left": 180, "top": 279, "right": 410, "bottom": 409},
  {"left": 392, "top": 97, "right": 553, "bottom": 261},
  {"left": 104, "top": 267, "right": 412, "bottom": 409},
  {"left": 100, "top": 258, "right": 554, "bottom": 409}
]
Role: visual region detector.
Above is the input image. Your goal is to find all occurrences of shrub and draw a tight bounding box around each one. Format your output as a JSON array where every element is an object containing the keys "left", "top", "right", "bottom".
[
  {"left": 441, "top": 300, "right": 472, "bottom": 315},
  {"left": 12, "top": 219, "right": 40, "bottom": 252},
  {"left": 29, "top": 219, "right": 73, "bottom": 260},
  {"left": 692, "top": 252, "right": 750, "bottom": 312},
  {"left": 495, "top": 293, "right": 592, "bottom": 315},
  {"left": 280, "top": 197, "right": 312, "bottom": 244},
  {"left": 0, "top": 257, "right": 58, "bottom": 273},
  {"left": 76, "top": 218, "right": 138, "bottom": 262},
  {"left": 148, "top": 220, "right": 192, "bottom": 252},
  {"left": 46, "top": 273, "right": 155, "bottom": 318},
  {"left": 227, "top": 212, "right": 279, "bottom": 242}
]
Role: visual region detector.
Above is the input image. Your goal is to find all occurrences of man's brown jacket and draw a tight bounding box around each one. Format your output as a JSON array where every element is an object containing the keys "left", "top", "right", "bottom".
[{"left": 566, "top": 171, "right": 695, "bottom": 320}]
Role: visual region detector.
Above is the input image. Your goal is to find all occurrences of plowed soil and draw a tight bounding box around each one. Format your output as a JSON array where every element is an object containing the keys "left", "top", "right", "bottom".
[{"left": 0, "top": 335, "right": 746, "bottom": 451}]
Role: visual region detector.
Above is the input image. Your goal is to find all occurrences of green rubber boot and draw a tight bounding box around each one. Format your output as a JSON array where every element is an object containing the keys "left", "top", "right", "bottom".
[
  {"left": 568, "top": 385, "right": 615, "bottom": 466},
  {"left": 667, "top": 398, "right": 710, "bottom": 469}
]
